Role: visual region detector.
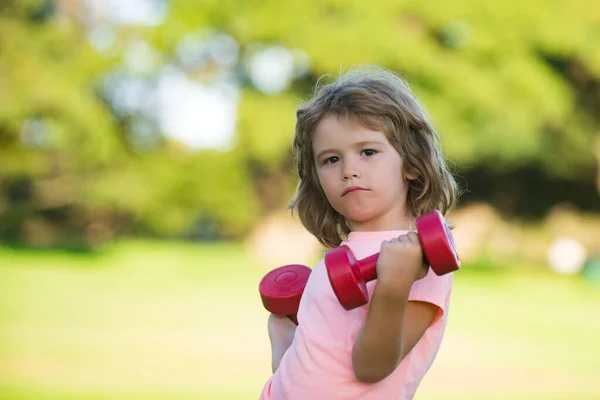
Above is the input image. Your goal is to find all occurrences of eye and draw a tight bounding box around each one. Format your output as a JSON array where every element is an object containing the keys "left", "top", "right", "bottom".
[
  {"left": 361, "top": 149, "right": 378, "bottom": 157},
  {"left": 324, "top": 156, "right": 340, "bottom": 164}
]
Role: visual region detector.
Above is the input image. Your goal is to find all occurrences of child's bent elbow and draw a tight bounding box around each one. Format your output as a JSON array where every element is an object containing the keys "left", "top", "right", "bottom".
[
  {"left": 353, "top": 363, "right": 392, "bottom": 384},
  {"left": 355, "top": 372, "right": 383, "bottom": 384}
]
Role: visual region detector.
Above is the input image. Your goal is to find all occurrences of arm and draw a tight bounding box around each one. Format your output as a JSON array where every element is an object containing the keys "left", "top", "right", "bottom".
[
  {"left": 268, "top": 314, "right": 297, "bottom": 373},
  {"left": 352, "top": 232, "right": 438, "bottom": 383},
  {"left": 352, "top": 286, "right": 438, "bottom": 382}
]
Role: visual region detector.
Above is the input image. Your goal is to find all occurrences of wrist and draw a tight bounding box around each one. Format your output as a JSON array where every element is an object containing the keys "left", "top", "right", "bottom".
[
  {"left": 374, "top": 279, "right": 411, "bottom": 305},
  {"left": 414, "top": 263, "right": 429, "bottom": 281}
]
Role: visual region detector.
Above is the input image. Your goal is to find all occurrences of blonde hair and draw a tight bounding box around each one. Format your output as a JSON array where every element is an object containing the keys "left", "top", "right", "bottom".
[{"left": 290, "top": 65, "right": 459, "bottom": 248}]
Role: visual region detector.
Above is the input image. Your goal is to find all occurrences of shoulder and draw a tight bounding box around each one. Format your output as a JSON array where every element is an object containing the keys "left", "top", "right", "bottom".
[{"left": 408, "top": 270, "right": 453, "bottom": 312}]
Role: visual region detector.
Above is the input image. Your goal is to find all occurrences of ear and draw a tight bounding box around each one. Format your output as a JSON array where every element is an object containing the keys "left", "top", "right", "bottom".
[{"left": 404, "top": 172, "right": 417, "bottom": 181}]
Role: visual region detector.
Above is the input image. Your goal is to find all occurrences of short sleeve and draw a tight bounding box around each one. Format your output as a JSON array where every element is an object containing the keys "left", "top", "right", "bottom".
[{"left": 408, "top": 269, "right": 453, "bottom": 323}]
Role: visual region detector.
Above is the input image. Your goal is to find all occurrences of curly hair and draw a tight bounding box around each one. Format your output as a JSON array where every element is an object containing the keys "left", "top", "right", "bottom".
[{"left": 289, "top": 65, "right": 459, "bottom": 248}]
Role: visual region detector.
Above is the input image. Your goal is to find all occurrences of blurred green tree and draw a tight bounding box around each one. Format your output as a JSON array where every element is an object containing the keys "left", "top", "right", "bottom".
[{"left": 1, "top": 0, "right": 599, "bottom": 248}]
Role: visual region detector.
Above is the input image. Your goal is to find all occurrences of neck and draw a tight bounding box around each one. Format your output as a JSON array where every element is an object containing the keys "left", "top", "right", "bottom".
[{"left": 347, "top": 212, "right": 414, "bottom": 232}]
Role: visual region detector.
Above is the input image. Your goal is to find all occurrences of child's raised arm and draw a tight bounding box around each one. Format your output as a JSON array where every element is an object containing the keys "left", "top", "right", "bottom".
[
  {"left": 267, "top": 313, "right": 297, "bottom": 373},
  {"left": 351, "top": 232, "right": 438, "bottom": 383}
]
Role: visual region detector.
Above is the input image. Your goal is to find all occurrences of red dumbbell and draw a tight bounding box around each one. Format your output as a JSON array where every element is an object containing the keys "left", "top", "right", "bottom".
[
  {"left": 325, "top": 210, "right": 460, "bottom": 311},
  {"left": 259, "top": 264, "right": 312, "bottom": 325}
]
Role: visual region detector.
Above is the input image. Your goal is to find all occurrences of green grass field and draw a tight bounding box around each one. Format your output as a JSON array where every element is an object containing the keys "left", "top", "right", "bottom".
[{"left": 0, "top": 240, "right": 599, "bottom": 400}]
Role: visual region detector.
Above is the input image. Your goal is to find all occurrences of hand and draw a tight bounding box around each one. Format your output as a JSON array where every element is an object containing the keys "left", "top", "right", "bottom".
[
  {"left": 268, "top": 313, "right": 297, "bottom": 348},
  {"left": 375, "top": 231, "right": 428, "bottom": 300}
]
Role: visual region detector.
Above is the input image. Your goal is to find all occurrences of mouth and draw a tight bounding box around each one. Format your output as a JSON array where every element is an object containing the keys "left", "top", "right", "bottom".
[{"left": 342, "top": 186, "right": 368, "bottom": 196}]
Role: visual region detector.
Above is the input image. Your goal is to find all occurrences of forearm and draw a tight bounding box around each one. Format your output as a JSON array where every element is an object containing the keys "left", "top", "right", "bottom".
[
  {"left": 352, "top": 281, "right": 412, "bottom": 383},
  {"left": 268, "top": 314, "right": 297, "bottom": 373},
  {"left": 270, "top": 335, "right": 294, "bottom": 373}
]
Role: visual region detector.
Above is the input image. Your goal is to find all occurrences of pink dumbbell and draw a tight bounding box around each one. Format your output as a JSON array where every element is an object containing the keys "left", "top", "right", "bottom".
[
  {"left": 325, "top": 210, "right": 460, "bottom": 310},
  {"left": 259, "top": 264, "right": 312, "bottom": 325}
]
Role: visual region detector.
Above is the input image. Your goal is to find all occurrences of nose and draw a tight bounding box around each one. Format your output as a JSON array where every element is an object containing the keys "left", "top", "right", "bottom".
[{"left": 342, "top": 161, "right": 361, "bottom": 180}]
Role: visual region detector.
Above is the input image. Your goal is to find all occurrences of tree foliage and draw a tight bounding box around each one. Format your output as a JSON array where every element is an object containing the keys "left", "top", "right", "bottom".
[{"left": 0, "top": 0, "right": 599, "bottom": 248}]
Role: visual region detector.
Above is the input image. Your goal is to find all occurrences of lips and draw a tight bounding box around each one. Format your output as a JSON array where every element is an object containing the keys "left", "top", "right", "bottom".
[{"left": 342, "top": 186, "right": 368, "bottom": 196}]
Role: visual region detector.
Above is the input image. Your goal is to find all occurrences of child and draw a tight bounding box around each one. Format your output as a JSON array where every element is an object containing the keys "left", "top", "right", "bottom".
[{"left": 260, "top": 65, "right": 459, "bottom": 400}]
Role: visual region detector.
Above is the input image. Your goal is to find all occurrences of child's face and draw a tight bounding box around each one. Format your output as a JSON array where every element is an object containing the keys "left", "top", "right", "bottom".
[{"left": 312, "top": 113, "right": 414, "bottom": 232}]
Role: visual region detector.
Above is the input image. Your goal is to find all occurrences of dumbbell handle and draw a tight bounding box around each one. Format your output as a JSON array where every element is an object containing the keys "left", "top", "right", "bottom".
[
  {"left": 343, "top": 233, "right": 451, "bottom": 282},
  {"left": 351, "top": 253, "right": 380, "bottom": 283},
  {"left": 326, "top": 210, "right": 460, "bottom": 310},
  {"left": 326, "top": 235, "right": 438, "bottom": 311}
]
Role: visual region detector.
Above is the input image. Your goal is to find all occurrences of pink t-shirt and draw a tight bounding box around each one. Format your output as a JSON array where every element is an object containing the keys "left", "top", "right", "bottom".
[{"left": 260, "top": 230, "right": 453, "bottom": 400}]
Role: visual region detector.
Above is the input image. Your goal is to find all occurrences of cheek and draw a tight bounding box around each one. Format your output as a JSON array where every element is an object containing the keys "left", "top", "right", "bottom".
[
  {"left": 317, "top": 168, "right": 335, "bottom": 189},
  {"left": 317, "top": 171, "right": 343, "bottom": 206},
  {"left": 382, "top": 157, "right": 404, "bottom": 185},
  {"left": 315, "top": 172, "right": 330, "bottom": 197},
  {"left": 371, "top": 169, "right": 405, "bottom": 196}
]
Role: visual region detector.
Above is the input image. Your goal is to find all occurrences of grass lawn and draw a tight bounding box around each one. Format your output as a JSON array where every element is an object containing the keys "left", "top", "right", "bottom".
[{"left": 0, "top": 240, "right": 599, "bottom": 400}]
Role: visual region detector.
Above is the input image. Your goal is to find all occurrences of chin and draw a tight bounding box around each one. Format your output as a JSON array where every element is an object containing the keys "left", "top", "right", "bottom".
[{"left": 344, "top": 210, "right": 378, "bottom": 224}]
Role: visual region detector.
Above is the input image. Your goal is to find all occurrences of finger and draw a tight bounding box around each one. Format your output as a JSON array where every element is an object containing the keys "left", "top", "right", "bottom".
[
  {"left": 397, "top": 234, "right": 410, "bottom": 242},
  {"left": 384, "top": 238, "right": 395, "bottom": 245},
  {"left": 406, "top": 231, "right": 420, "bottom": 245}
]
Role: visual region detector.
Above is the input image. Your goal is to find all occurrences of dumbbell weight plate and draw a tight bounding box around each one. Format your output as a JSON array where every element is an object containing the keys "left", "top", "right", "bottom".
[
  {"left": 259, "top": 264, "right": 312, "bottom": 315},
  {"left": 325, "top": 246, "right": 370, "bottom": 310},
  {"left": 415, "top": 210, "right": 460, "bottom": 275}
]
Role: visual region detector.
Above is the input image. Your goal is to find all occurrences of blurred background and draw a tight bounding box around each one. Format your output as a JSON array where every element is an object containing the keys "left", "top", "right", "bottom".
[{"left": 0, "top": 0, "right": 599, "bottom": 399}]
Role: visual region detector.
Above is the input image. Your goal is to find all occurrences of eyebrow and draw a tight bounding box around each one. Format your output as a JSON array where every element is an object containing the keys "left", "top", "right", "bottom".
[{"left": 315, "top": 140, "right": 386, "bottom": 160}]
